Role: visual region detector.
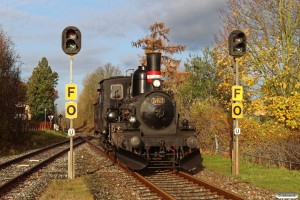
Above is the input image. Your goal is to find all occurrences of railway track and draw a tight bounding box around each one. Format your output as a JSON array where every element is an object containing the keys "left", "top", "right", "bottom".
[
  {"left": 85, "top": 138, "right": 246, "bottom": 200},
  {"left": 0, "top": 137, "right": 85, "bottom": 196},
  {"left": 137, "top": 169, "right": 246, "bottom": 199}
]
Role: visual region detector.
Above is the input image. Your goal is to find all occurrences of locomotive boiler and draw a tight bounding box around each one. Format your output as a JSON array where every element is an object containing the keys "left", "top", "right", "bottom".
[{"left": 94, "top": 53, "right": 202, "bottom": 171}]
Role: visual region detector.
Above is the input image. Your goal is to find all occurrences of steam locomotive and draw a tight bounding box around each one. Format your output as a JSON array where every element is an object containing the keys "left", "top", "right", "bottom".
[{"left": 94, "top": 53, "right": 202, "bottom": 171}]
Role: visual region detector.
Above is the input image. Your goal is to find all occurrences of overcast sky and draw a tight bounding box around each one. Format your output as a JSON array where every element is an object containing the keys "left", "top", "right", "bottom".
[{"left": 0, "top": 0, "right": 225, "bottom": 112}]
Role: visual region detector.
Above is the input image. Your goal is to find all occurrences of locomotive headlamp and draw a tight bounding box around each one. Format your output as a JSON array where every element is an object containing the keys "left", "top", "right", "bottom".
[
  {"left": 186, "top": 136, "right": 198, "bottom": 148},
  {"left": 152, "top": 79, "right": 161, "bottom": 88},
  {"left": 128, "top": 115, "right": 137, "bottom": 124},
  {"left": 107, "top": 111, "right": 118, "bottom": 122},
  {"left": 130, "top": 136, "right": 141, "bottom": 148},
  {"left": 101, "top": 130, "right": 107, "bottom": 135}
]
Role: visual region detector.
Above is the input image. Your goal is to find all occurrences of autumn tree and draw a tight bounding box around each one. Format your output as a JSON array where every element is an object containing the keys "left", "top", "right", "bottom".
[
  {"left": 215, "top": 0, "right": 300, "bottom": 128},
  {"left": 0, "top": 26, "right": 24, "bottom": 142},
  {"left": 209, "top": 0, "right": 300, "bottom": 166},
  {"left": 132, "top": 22, "right": 186, "bottom": 92},
  {"left": 26, "top": 57, "right": 58, "bottom": 121},
  {"left": 75, "top": 63, "right": 121, "bottom": 127}
]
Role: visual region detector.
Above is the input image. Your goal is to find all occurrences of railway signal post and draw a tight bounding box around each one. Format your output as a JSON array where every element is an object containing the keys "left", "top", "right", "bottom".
[
  {"left": 62, "top": 26, "right": 81, "bottom": 179},
  {"left": 228, "top": 30, "right": 246, "bottom": 175}
]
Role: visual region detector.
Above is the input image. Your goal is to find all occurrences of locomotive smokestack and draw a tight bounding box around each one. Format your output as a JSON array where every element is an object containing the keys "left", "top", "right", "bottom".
[{"left": 146, "top": 53, "right": 161, "bottom": 91}]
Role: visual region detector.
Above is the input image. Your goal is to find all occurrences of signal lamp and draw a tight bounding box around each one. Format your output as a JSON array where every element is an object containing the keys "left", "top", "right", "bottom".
[
  {"left": 62, "top": 26, "right": 81, "bottom": 55},
  {"left": 228, "top": 30, "right": 246, "bottom": 58}
]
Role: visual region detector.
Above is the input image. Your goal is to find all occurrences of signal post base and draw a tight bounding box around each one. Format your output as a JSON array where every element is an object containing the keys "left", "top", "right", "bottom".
[{"left": 68, "top": 150, "right": 75, "bottom": 179}]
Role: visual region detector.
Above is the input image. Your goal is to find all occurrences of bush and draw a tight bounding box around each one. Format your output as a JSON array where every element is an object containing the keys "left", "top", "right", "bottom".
[
  {"left": 190, "top": 99, "right": 231, "bottom": 150},
  {"left": 239, "top": 118, "right": 300, "bottom": 166},
  {"left": 190, "top": 99, "right": 300, "bottom": 166}
]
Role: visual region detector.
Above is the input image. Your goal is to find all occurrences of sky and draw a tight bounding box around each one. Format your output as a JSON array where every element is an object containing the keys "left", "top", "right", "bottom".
[{"left": 0, "top": 0, "right": 225, "bottom": 113}]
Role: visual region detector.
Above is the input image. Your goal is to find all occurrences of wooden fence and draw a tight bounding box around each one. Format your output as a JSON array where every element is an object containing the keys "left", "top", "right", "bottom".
[
  {"left": 23, "top": 121, "right": 53, "bottom": 131},
  {"left": 216, "top": 148, "right": 300, "bottom": 170}
]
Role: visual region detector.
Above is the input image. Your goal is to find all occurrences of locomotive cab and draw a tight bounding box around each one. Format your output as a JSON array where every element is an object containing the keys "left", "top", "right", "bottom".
[{"left": 94, "top": 76, "right": 131, "bottom": 135}]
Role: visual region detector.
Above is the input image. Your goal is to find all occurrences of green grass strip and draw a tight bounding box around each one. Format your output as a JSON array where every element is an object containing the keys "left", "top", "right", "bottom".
[{"left": 203, "top": 154, "right": 300, "bottom": 194}]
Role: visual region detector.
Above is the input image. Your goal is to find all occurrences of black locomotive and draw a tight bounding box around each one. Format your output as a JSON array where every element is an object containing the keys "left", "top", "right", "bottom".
[{"left": 94, "top": 53, "right": 202, "bottom": 171}]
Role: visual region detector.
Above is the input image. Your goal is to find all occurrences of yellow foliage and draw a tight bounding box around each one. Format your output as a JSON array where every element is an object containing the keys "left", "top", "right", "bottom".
[
  {"left": 249, "top": 94, "right": 300, "bottom": 129},
  {"left": 242, "top": 77, "right": 255, "bottom": 86}
]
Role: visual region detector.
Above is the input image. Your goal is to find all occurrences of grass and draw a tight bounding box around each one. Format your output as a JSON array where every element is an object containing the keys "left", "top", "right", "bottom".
[
  {"left": 29, "top": 130, "right": 68, "bottom": 144},
  {"left": 39, "top": 176, "right": 94, "bottom": 200},
  {"left": 202, "top": 154, "right": 300, "bottom": 194},
  {"left": 0, "top": 130, "right": 68, "bottom": 156}
]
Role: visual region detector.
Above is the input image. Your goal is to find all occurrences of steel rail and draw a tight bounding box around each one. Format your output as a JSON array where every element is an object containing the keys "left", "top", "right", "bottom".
[
  {"left": 84, "top": 138, "right": 246, "bottom": 199},
  {"left": 131, "top": 171, "right": 175, "bottom": 200},
  {"left": 0, "top": 139, "right": 69, "bottom": 169},
  {"left": 83, "top": 138, "right": 175, "bottom": 199},
  {"left": 177, "top": 170, "right": 246, "bottom": 200},
  {"left": 0, "top": 138, "right": 85, "bottom": 195}
]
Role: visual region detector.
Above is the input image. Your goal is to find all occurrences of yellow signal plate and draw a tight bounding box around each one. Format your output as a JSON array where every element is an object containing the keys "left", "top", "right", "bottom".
[
  {"left": 65, "top": 84, "right": 77, "bottom": 100},
  {"left": 232, "top": 103, "right": 243, "bottom": 118},
  {"left": 232, "top": 86, "right": 243, "bottom": 101},
  {"left": 65, "top": 102, "right": 77, "bottom": 119}
]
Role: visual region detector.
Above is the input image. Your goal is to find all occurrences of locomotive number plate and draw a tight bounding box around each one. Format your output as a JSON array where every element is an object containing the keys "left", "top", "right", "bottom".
[{"left": 151, "top": 96, "right": 165, "bottom": 105}]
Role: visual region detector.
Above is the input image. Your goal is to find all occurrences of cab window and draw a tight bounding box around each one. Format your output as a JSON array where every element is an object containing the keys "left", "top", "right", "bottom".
[{"left": 111, "top": 84, "right": 123, "bottom": 100}]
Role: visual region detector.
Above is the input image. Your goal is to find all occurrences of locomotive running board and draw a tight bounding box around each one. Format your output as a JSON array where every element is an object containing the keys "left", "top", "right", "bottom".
[
  {"left": 179, "top": 149, "right": 203, "bottom": 172},
  {"left": 116, "top": 148, "right": 149, "bottom": 170}
]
